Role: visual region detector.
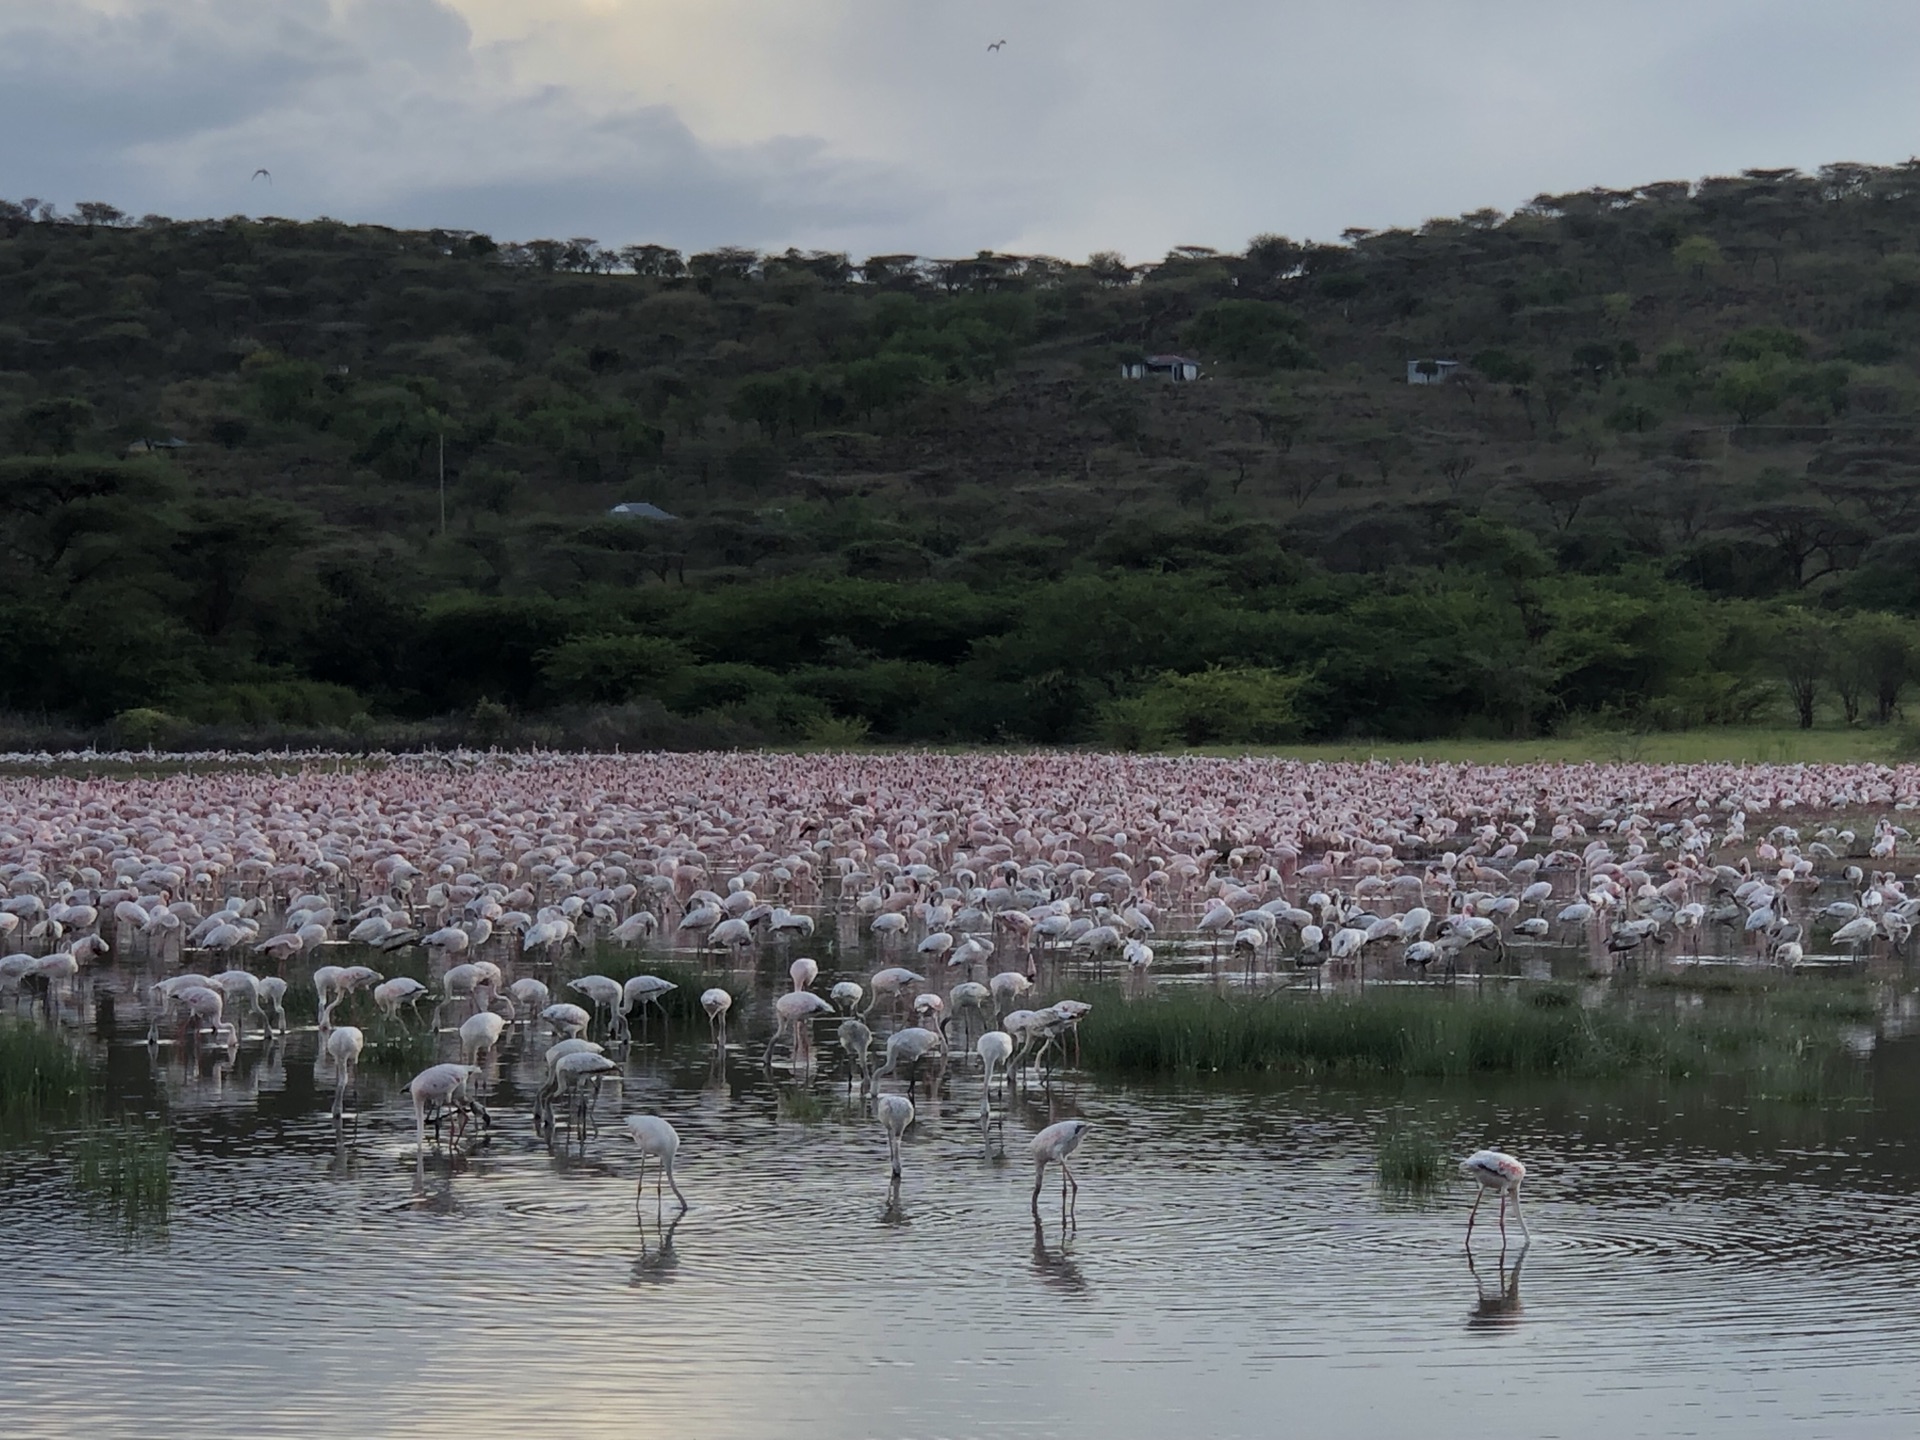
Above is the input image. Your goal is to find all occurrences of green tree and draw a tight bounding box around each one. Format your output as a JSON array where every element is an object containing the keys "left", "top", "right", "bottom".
[
  {"left": 1716, "top": 362, "right": 1785, "bottom": 422},
  {"left": 1137, "top": 667, "right": 1305, "bottom": 744},
  {"left": 1770, "top": 609, "right": 1835, "bottom": 728},
  {"left": 1673, "top": 234, "right": 1723, "bottom": 280},
  {"left": 539, "top": 634, "right": 688, "bottom": 703},
  {"left": 10, "top": 397, "right": 94, "bottom": 455},
  {"left": 1184, "top": 300, "right": 1315, "bottom": 369}
]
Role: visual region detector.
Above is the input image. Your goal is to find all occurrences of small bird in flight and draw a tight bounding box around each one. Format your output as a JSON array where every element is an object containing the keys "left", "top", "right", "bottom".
[
  {"left": 251, "top": 168, "right": 272, "bottom": 184},
  {"left": 988, "top": 39, "right": 1006, "bottom": 51}
]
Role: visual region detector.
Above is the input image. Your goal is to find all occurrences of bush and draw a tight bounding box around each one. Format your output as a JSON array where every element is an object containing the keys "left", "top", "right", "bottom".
[
  {"left": 539, "top": 634, "right": 688, "bottom": 703},
  {"left": 1137, "top": 667, "right": 1305, "bottom": 745},
  {"left": 171, "top": 680, "right": 366, "bottom": 728},
  {"left": 108, "top": 708, "right": 185, "bottom": 749},
  {"left": 801, "top": 713, "right": 873, "bottom": 747},
  {"left": 1186, "top": 300, "right": 1316, "bottom": 370}
]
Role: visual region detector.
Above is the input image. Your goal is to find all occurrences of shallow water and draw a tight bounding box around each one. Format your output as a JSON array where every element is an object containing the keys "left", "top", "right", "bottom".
[{"left": 8, "top": 955, "right": 1920, "bottom": 1440}]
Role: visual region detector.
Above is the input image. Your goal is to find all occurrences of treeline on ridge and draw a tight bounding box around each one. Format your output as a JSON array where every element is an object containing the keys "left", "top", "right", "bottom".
[{"left": 4, "top": 164, "right": 1920, "bottom": 748}]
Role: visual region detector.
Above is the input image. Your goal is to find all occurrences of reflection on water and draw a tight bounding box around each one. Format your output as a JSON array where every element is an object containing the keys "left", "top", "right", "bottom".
[
  {"left": 8, "top": 955, "right": 1920, "bottom": 1440},
  {"left": 1466, "top": 1246, "right": 1525, "bottom": 1330}
]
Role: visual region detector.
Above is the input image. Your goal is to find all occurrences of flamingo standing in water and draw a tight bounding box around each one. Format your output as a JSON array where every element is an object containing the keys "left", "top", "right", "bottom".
[
  {"left": 838, "top": 1016, "right": 874, "bottom": 1093},
  {"left": 625, "top": 1115, "right": 688, "bottom": 1212},
  {"left": 324, "top": 1025, "right": 363, "bottom": 1119},
  {"left": 977, "top": 1030, "right": 1014, "bottom": 1141},
  {"left": 871, "top": 1026, "right": 946, "bottom": 1099},
  {"left": 1030, "top": 1118, "right": 1091, "bottom": 1220},
  {"left": 409, "top": 1063, "right": 487, "bottom": 1152},
  {"left": 875, "top": 1093, "right": 914, "bottom": 1179},
  {"left": 1461, "top": 1149, "right": 1530, "bottom": 1244},
  {"left": 700, "top": 987, "right": 732, "bottom": 1045},
  {"left": 765, "top": 990, "right": 835, "bottom": 1068}
]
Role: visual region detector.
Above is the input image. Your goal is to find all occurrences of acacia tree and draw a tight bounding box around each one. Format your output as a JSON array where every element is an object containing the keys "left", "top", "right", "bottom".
[{"left": 1770, "top": 609, "right": 1834, "bottom": 728}]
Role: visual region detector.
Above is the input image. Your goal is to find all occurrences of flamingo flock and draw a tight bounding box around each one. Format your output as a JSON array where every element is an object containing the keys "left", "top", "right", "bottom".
[{"left": 3, "top": 750, "right": 1919, "bottom": 1237}]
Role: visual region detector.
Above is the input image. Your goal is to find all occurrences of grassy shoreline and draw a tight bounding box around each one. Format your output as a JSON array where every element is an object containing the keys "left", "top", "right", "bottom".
[{"left": 1075, "top": 983, "right": 1872, "bottom": 1088}]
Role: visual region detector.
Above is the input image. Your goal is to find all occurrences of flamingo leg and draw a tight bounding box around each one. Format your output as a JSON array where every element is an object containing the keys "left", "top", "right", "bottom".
[{"left": 1466, "top": 1188, "right": 1483, "bottom": 1241}]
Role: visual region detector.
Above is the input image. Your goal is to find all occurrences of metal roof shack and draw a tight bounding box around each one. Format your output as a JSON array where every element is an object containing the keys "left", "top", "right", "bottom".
[{"left": 1120, "top": 354, "right": 1201, "bottom": 381}]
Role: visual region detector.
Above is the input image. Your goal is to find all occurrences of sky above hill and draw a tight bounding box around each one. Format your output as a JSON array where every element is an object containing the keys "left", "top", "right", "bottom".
[{"left": 7, "top": 0, "right": 1920, "bottom": 262}]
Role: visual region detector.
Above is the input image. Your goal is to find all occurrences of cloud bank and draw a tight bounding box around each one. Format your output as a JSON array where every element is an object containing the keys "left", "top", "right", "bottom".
[{"left": 6, "top": 0, "right": 1920, "bottom": 260}]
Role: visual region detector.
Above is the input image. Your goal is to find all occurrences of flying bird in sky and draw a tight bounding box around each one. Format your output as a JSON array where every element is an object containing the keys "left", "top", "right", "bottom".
[
  {"left": 988, "top": 39, "right": 1006, "bottom": 51},
  {"left": 251, "top": 168, "right": 272, "bottom": 184}
]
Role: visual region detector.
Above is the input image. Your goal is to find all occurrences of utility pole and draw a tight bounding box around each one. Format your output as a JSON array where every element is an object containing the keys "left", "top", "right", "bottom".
[{"left": 438, "top": 430, "right": 447, "bottom": 535}]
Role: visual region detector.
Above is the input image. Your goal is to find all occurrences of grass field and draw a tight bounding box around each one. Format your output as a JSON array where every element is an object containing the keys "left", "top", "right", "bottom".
[
  {"left": 1075, "top": 982, "right": 1870, "bottom": 1090},
  {"left": 0, "top": 725, "right": 1901, "bottom": 772},
  {"left": 1206, "top": 727, "right": 1906, "bottom": 766}
]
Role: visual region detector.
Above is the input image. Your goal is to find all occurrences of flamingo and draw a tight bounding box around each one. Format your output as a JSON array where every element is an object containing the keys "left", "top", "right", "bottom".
[
  {"left": 988, "top": 970, "right": 1031, "bottom": 1018},
  {"left": 977, "top": 1030, "right": 1014, "bottom": 1141},
  {"left": 871, "top": 1026, "right": 946, "bottom": 1098},
  {"left": 700, "top": 987, "right": 733, "bottom": 1043},
  {"left": 324, "top": 1025, "right": 364, "bottom": 1119},
  {"left": 373, "top": 976, "right": 430, "bottom": 1024},
  {"left": 789, "top": 957, "right": 819, "bottom": 991},
  {"left": 1461, "top": 1149, "right": 1530, "bottom": 1244},
  {"left": 568, "top": 974, "right": 630, "bottom": 1041},
  {"left": 837, "top": 1015, "right": 873, "bottom": 1092},
  {"left": 409, "top": 1063, "right": 487, "bottom": 1152},
  {"left": 624, "top": 1115, "right": 688, "bottom": 1211},
  {"left": 623, "top": 975, "right": 678, "bottom": 1026},
  {"left": 459, "top": 1010, "right": 508, "bottom": 1065},
  {"left": 257, "top": 976, "right": 289, "bottom": 1035},
  {"left": 875, "top": 1093, "right": 914, "bottom": 1179},
  {"left": 1030, "top": 1117, "right": 1091, "bottom": 1220},
  {"left": 541, "top": 1002, "right": 592, "bottom": 1040},
  {"left": 765, "top": 990, "right": 835, "bottom": 1068},
  {"left": 536, "top": 1049, "right": 620, "bottom": 1137}
]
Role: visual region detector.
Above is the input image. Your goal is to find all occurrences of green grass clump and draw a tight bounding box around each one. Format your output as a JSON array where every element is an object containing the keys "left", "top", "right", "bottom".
[
  {"left": 1076, "top": 986, "right": 1864, "bottom": 1082},
  {"left": 777, "top": 1086, "right": 828, "bottom": 1124},
  {"left": 358, "top": 1022, "right": 441, "bottom": 1073},
  {"left": 0, "top": 1021, "right": 91, "bottom": 1131},
  {"left": 1374, "top": 1124, "right": 1448, "bottom": 1195},
  {"left": 69, "top": 1118, "right": 172, "bottom": 1237}
]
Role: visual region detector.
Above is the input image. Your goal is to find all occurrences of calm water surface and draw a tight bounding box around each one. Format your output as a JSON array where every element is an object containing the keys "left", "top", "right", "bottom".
[{"left": 7, "top": 948, "right": 1920, "bottom": 1440}]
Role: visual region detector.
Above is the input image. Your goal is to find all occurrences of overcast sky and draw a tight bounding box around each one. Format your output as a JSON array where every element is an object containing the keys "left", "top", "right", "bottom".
[{"left": 6, "top": 0, "right": 1920, "bottom": 263}]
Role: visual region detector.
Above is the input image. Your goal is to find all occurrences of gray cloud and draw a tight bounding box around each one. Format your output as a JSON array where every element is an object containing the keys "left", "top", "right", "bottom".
[{"left": 6, "top": 0, "right": 1920, "bottom": 259}]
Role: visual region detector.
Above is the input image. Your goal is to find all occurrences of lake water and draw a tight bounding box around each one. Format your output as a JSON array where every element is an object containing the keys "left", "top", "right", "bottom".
[{"left": 7, "top": 937, "right": 1920, "bottom": 1440}]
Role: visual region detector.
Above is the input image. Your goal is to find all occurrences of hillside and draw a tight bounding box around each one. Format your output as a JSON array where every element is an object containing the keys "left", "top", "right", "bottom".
[{"left": 4, "top": 165, "right": 1920, "bottom": 748}]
